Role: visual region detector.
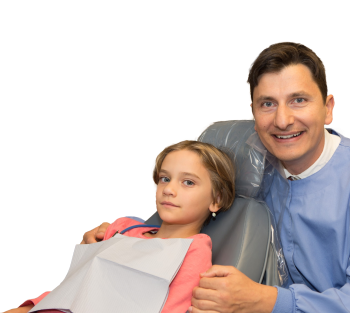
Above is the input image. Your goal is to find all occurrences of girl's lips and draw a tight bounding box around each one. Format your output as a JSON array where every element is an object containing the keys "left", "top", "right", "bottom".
[{"left": 161, "top": 201, "right": 180, "bottom": 207}]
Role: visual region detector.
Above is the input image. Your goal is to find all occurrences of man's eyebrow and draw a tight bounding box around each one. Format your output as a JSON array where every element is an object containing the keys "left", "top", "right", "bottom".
[
  {"left": 159, "top": 169, "right": 201, "bottom": 180},
  {"left": 288, "top": 91, "right": 311, "bottom": 98},
  {"left": 255, "top": 95, "right": 276, "bottom": 102},
  {"left": 255, "top": 91, "right": 312, "bottom": 103}
]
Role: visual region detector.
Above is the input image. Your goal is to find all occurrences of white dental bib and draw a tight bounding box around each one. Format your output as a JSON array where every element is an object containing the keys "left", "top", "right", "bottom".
[{"left": 30, "top": 234, "right": 193, "bottom": 313}]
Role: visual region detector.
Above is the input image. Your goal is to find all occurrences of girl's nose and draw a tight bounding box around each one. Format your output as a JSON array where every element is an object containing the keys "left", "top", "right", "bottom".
[
  {"left": 163, "top": 182, "right": 177, "bottom": 197},
  {"left": 274, "top": 104, "right": 295, "bottom": 130}
]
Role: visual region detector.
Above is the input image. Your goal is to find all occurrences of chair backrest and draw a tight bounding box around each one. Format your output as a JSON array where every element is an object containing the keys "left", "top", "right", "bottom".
[{"left": 146, "top": 120, "right": 287, "bottom": 286}]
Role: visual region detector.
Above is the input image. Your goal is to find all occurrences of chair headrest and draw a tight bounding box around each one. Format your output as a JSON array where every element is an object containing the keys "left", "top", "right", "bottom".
[{"left": 198, "top": 120, "right": 265, "bottom": 198}]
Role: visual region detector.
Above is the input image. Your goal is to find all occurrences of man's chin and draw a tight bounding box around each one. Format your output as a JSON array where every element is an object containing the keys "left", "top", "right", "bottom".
[{"left": 269, "top": 149, "right": 303, "bottom": 165}]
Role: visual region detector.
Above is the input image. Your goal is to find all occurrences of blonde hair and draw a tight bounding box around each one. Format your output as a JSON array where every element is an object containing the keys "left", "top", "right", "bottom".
[{"left": 153, "top": 140, "right": 235, "bottom": 224}]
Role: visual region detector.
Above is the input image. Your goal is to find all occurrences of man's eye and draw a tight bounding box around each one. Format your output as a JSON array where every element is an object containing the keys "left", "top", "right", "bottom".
[
  {"left": 183, "top": 180, "right": 194, "bottom": 186},
  {"left": 293, "top": 98, "right": 305, "bottom": 104},
  {"left": 160, "top": 177, "right": 170, "bottom": 183},
  {"left": 262, "top": 101, "right": 274, "bottom": 108}
]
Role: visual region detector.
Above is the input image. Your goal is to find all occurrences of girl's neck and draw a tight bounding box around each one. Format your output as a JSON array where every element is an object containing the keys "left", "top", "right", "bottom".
[{"left": 143, "top": 222, "right": 202, "bottom": 239}]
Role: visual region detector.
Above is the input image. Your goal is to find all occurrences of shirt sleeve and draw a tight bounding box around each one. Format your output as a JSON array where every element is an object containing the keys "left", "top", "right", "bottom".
[
  {"left": 161, "top": 234, "right": 212, "bottom": 313},
  {"left": 18, "top": 291, "right": 62, "bottom": 313},
  {"left": 272, "top": 266, "right": 350, "bottom": 313},
  {"left": 19, "top": 292, "right": 50, "bottom": 307}
]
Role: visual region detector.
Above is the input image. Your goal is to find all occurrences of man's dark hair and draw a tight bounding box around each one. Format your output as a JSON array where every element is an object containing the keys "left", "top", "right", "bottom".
[{"left": 247, "top": 42, "right": 328, "bottom": 103}]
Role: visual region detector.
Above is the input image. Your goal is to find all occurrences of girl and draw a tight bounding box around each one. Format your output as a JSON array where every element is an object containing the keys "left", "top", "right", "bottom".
[{"left": 8, "top": 140, "right": 235, "bottom": 313}]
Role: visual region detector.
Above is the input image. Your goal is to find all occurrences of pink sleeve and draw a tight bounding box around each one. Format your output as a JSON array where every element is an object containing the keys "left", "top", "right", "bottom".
[
  {"left": 18, "top": 291, "right": 50, "bottom": 307},
  {"left": 161, "top": 234, "right": 212, "bottom": 313},
  {"left": 18, "top": 291, "right": 62, "bottom": 313}
]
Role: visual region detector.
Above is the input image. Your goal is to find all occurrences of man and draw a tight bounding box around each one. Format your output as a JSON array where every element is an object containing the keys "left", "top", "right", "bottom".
[{"left": 85, "top": 43, "right": 350, "bottom": 312}]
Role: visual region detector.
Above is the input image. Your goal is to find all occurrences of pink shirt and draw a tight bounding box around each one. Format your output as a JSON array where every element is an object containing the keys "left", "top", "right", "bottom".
[{"left": 21, "top": 217, "right": 212, "bottom": 313}]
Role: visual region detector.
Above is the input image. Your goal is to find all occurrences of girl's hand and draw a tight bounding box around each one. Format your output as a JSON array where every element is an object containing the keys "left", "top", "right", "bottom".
[{"left": 4, "top": 305, "right": 34, "bottom": 313}]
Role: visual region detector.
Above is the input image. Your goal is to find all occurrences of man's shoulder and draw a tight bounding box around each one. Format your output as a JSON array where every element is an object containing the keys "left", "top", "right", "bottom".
[
  {"left": 328, "top": 128, "right": 350, "bottom": 148},
  {"left": 326, "top": 129, "right": 350, "bottom": 175},
  {"left": 340, "top": 136, "right": 350, "bottom": 148}
]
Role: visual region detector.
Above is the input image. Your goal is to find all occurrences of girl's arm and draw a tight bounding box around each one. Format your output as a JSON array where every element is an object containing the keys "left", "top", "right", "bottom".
[{"left": 161, "top": 234, "right": 212, "bottom": 313}]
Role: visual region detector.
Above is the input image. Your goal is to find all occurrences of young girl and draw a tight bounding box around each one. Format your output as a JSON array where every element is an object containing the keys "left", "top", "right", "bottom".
[{"left": 9, "top": 140, "right": 235, "bottom": 313}]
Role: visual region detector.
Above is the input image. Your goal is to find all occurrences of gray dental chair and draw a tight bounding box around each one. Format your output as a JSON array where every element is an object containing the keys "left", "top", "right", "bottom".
[{"left": 145, "top": 120, "right": 287, "bottom": 287}]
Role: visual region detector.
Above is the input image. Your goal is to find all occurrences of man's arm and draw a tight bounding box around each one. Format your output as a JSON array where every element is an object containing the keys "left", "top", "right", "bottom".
[
  {"left": 4, "top": 305, "right": 34, "bottom": 313},
  {"left": 272, "top": 276, "right": 350, "bottom": 313},
  {"left": 191, "top": 264, "right": 350, "bottom": 313},
  {"left": 80, "top": 222, "right": 110, "bottom": 244},
  {"left": 80, "top": 217, "right": 144, "bottom": 244}
]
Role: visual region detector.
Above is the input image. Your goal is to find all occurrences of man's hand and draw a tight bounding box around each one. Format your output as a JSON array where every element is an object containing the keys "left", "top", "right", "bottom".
[
  {"left": 80, "top": 222, "right": 111, "bottom": 244},
  {"left": 189, "top": 265, "right": 277, "bottom": 313}
]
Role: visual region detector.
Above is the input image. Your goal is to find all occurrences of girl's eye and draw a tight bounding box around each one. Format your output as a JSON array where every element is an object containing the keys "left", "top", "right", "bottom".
[
  {"left": 183, "top": 180, "right": 194, "bottom": 186},
  {"left": 160, "top": 177, "right": 170, "bottom": 183}
]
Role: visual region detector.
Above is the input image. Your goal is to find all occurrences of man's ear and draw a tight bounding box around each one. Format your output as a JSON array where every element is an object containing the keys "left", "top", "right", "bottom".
[
  {"left": 324, "top": 95, "right": 335, "bottom": 125},
  {"left": 249, "top": 102, "right": 256, "bottom": 131}
]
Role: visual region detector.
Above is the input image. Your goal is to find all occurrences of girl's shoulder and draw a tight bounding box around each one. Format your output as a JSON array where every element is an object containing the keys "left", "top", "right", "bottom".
[
  {"left": 115, "top": 216, "right": 143, "bottom": 228},
  {"left": 188, "top": 232, "right": 212, "bottom": 241},
  {"left": 103, "top": 217, "right": 144, "bottom": 240},
  {"left": 188, "top": 233, "right": 212, "bottom": 250}
]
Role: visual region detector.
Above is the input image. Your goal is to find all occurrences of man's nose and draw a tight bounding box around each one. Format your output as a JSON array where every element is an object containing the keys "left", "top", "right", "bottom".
[{"left": 274, "top": 104, "right": 294, "bottom": 130}]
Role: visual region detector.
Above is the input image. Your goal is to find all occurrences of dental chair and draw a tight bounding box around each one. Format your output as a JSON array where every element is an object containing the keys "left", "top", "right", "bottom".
[{"left": 145, "top": 120, "right": 287, "bottom": 287}]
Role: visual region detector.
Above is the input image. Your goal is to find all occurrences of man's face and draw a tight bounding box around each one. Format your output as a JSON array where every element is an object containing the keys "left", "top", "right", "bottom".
[{"left": 251, "top": 64, "right": 334, "bottom": 174}]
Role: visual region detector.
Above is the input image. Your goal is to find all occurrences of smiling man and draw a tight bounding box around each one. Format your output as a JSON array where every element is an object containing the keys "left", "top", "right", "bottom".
[
  {"left": 79, "top": 43, "right": 350, "bottom": 313},
  {"left": 189, "top": 43, "right": 350, "bottom": 313},
  {"left": 253, "top": 64, "right": 334, "bottom": 175}
]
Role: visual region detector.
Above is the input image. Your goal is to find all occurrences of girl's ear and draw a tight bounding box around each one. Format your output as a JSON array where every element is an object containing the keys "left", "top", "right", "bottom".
[{"left": 209, "top": 201, "right": 220, "bottom": 213}]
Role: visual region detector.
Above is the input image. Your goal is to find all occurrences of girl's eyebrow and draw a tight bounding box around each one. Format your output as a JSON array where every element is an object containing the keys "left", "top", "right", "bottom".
[{"left": 160, "top": 169, "right": 201, "bottom": 180}]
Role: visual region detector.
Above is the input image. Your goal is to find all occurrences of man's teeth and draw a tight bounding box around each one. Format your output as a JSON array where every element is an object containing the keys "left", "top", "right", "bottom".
[{"left": 276, "top": 132, "right": 302, "bottom": 139}]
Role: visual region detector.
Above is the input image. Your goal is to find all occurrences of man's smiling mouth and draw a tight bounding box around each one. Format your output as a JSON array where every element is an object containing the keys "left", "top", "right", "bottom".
[{"left": 274, "top": 131, "right": 303, "bottom": 139}]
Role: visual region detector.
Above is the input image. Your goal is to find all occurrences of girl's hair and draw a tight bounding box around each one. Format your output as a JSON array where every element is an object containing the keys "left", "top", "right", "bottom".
[{"left": 153, "top": 140, "right": 235, "bottom": 224}]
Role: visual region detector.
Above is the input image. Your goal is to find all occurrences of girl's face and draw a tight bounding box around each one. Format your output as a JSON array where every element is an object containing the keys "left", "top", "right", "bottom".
[{"left": 156, "top": 149, "right": 220, "bottom": 227}]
